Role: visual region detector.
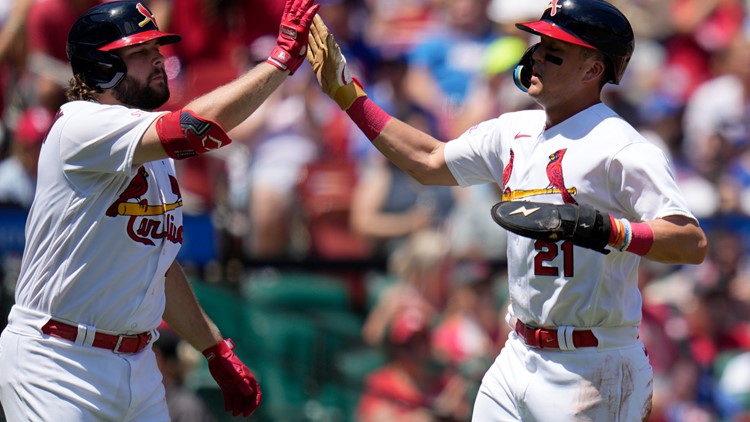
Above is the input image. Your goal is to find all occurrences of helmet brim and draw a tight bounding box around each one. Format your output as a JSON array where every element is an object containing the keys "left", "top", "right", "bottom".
[
  {"left": 516, "top": 21, "right": 596, "bottom": 50},
  {"left": 99, "top": 30, "right": 181, "bottom": 52}
]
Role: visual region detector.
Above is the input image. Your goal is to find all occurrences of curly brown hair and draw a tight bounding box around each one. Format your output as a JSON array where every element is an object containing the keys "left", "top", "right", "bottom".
[{"left": 65, "top": 74, "right": 101, "bottom": 101}]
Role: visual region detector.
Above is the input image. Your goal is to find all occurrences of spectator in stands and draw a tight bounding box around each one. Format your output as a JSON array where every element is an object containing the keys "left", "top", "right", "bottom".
[
  {"left": 361, "top": 230, "right": 451, "bottom": 347},
  {"left": 356, "top": 307, "right": 472, "bottom": 422},
  {"left": 225, "top": 37, "right": 322, "bottom": 258},
  {"left": 487, "top": 0, "right": 548, "bottom": 34},
  {"left": 608, "top": 0, "right": 674, "bottom": 42},
  {"left": 684, "top": 32, "right": 750, "bottom": 185},
  {"left": 662, "top": 0, "right": 745, "bottom": 105},
  {"left": 431, "top": 259, "right": 502, "bottom": 373},
  {"left": 402, "top": 0, "right": 500, "bottom": 140},
  {"left": 0, "top": 106, "right": 53, "bottom": 208},
  {"left": 363, "top": 0, "right": 438, "bottom": 59},
  {"left": 350, "top": 108, "right": 456, "bottom": 259},
  {"left": 0, "top": 0, "right": 34, "bottom": 122},
  {"left": 24, "top": 0, "right": 104, "bottom": 111},
  {"left": 657, "top": 357, "right": 720, "bottom": 422}
]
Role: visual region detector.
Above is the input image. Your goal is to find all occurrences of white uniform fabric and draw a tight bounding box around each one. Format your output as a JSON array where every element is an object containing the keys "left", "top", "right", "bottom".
[
  {"left": 444, "top": 103, "right": 695, "bottom": 421},
  {"left": 0, "top": 306, "right": 168, "bottom": 422},
  {"left": 472, "top": 335, "right": 653, "bottom": 421},
  {"left": 0, "top": 100, "right": 180, "bottom": 421}
]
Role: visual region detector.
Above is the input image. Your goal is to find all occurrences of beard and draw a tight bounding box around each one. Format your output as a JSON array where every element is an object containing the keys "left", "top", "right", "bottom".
[{"left": 112, "top": 69, "right": 170, "bottom": 110}]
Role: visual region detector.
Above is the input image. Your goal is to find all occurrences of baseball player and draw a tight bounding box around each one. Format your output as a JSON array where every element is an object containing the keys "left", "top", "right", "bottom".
[
  {"left": 306, "top": 0, "right": 708, "bottom": 421},
  {"left": 0, "top": 0, "right": 319, "bottom": 420}
]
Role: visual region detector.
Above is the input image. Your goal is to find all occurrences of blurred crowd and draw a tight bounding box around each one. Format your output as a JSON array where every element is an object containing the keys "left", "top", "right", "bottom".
[{"left": 2, "top": 0, "right": 750, "bottom": 421}]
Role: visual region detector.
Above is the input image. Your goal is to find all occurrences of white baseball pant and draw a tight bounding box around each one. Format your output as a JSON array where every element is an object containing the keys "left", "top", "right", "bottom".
[
  {"left": 472, "top": 332, "right": 653, "bottom": 421},
  {"left": 0, "top": 306, "right": 169, "bottom": 422}
]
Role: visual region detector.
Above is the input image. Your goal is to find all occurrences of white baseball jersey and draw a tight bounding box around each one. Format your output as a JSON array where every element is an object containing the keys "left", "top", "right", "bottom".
[
  {"left": 445, "top": 103, "right": 695, "bottom": 334},
  {"left": 14, "top": 100, "right": 181, "bottom": 334}
]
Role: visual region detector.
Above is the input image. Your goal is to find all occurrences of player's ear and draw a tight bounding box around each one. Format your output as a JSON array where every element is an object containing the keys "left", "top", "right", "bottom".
[{"left": 582, "top": 55, "right": 606, "bottom": 85}]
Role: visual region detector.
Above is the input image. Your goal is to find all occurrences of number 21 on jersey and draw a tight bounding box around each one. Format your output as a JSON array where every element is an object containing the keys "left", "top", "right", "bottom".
[{"left": 534, "top": 240, "right": 574, "bottom": 277}]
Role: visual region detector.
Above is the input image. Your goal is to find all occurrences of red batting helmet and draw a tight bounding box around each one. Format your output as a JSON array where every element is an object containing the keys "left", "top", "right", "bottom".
[
  {"left": 515, "top": 0, "right": 634, "bottom": 84},
  {"left": 67, "top": 1, "right": 181, "bottom": 90}
]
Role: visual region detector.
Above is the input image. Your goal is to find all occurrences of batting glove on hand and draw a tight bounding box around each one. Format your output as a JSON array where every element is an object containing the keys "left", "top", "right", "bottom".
[
  {"left": 491, "top": 201, "right": 612, "bottom": 255},
  {"left": 306, "top": 14, "right": 366, "bottom": 110},
  {"left": 203, "top": 338, "right": 262, "bottom": 417},
  {"left": 267, "top": 0, "right": 320, "bottom": 74}
]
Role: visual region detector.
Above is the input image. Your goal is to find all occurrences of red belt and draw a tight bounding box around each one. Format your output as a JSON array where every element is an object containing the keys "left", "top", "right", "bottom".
[
  {"left": 514, "top": 320, "right": 598, "bottom": 349},
  {"left": 41, "top": 320, "right": 152, "bottom": 354}
]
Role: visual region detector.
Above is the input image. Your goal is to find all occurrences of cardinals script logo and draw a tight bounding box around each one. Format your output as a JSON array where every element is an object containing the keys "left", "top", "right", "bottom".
[
  {"left": 106, "top": 166, "right": 184, "bottom": 246},
  {"left": 502, "top": 148, "right": 578, "bottom": 202}
]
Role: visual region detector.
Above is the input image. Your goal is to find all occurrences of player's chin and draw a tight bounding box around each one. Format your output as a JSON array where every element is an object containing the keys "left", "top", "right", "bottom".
[
  {"left": 150, "top": 79, "right": 170, "bottom": 97},
  {"left": 150, "top": 75, "right": 167, "bottom": 87},
  {"left": 527, "top": 81, "right": 542, "bottom": 97}
]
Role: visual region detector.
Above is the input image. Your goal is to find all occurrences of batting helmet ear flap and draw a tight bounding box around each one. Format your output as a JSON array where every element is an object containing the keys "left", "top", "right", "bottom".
[
  {"left": 513, "top": 44, "right": 538, "bottom": 93},
  {"left": 68, "top": 47, "right": 127, "bottom": 90}
]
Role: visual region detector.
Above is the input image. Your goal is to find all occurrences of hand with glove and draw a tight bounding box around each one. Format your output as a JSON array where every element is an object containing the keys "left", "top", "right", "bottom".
[
  {"left": 266, "top": 0, "right": 320, "bottom": 74},
  {"left": 202, "top": 338, "right": 262, "bottom": 417},
  {"left": 306, "top": 14, "right": 392, "bottom": 141},
  {"left": 490, "top": 201, "right": 653, "bottom": 256},
  {"left": 306, "top": 14, "right": 366, "bottom": 110}
]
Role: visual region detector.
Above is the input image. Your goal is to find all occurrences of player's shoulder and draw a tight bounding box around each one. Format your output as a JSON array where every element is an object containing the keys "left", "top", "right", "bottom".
[
  {"left": 459, "top": 108, "right": 542, "bottom": 135},
  {"left": 494, "top": 108, "right": 545, "bottom": 128},
  {"left": 587, "top": 104, "right": 646, "bottom": 142},
  {"left": 60, "top": 101, "right": 159, "bottom": 123},
  {"left": 61, "top": 100, "right": 127, "bottom": 114}
]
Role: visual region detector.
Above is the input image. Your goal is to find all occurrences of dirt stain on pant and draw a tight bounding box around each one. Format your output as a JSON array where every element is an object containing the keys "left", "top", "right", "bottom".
[{"left": 574, "top": 356, "right": 639, "bottom": 421}]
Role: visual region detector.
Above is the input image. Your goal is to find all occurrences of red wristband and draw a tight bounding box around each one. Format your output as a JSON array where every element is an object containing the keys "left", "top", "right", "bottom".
[
  {"left": 346, "top": 96, "right": 393, "bottom": 141},
  {"left": 608, "top": 214, "right": 654, "bottom": 256},
  {"left": 202, "top": 338, "right": 234, "bottom": 360},
  {"left": 627, "top": 222, "right": 654, "bottom": 256}
]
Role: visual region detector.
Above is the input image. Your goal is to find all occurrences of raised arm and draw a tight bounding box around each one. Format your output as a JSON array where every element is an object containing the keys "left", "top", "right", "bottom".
[
  {"left": 134, "top": 0, "right": 320, "bottom": 164},
  {"left": 306, "top": 15, "right": 457, "bottom": 186}
]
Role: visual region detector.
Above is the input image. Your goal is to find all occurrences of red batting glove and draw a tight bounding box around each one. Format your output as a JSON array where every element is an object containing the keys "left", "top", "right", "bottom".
[
  {"left": 266, "top": 0, "right": 320, "bottom": 74},
  {"left": 202, "top": 339, "right": 262, "bottom": 417}
]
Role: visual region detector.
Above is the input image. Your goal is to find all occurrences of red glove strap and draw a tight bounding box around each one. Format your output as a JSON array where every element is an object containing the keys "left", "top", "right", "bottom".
[
  {"left": 267, "top": 45, "right": 305, "bottom": 73},
  {"left": 346, "top": 96, "right": 393, "bottom": 141},
  {"left": 268, "top": 0, "right": 320, "bottom": 74},
  {"left": 202, "top": 338, "right": 234, "bottom": 360}
]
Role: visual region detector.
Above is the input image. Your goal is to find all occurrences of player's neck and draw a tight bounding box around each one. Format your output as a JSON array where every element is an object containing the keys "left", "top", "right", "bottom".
[
  {"left": 93, "top": 91, "right": 120, "bottom": 107},
  {"left": 544, "top": 98, "right": 602, "bottom": 129}
]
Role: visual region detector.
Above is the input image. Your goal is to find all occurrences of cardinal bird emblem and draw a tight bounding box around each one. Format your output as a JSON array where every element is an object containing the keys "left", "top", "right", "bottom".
[
  {"left": 169, "top": 175, "right": 181, "bottom": 199},
  {"left": 106, "top": 166, "right": 150, "bottom": 217},
  {"left": 136, "top": 2, "right": 158, "bottom": 28},
  {"left": 545, "top": 148, "right": 577, "bottom": 204},
  {"left": 546, "top": 0, "right": 562, "bottom": 16}
]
